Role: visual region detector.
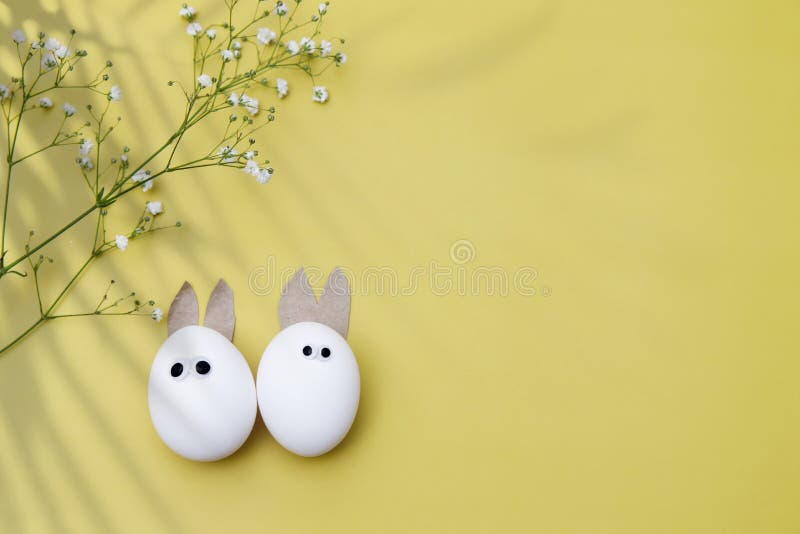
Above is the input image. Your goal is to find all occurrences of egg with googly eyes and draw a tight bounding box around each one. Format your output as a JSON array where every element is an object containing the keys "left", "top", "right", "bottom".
[
  {"left": 256, "top": 268, "right": 360, "bottom": 457},
  {"left": 148, "top": 280, "right": 256, "bottom": 462}
]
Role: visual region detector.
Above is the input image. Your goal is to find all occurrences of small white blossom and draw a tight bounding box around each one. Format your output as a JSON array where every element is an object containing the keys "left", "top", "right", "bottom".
[
  {"left": 335, "top": 52, "right": 347, "bottom": 65},
  {"left": 186, "top": 22, "right": 202, "bottom": 36},
  {"left": 241, "top": 95, "right": 259, "bottom": 116},
  {"left": 221, "top": 49, "right": 234, "bottom": 62},
  {"left": 276, "top": 78, "right": 288, "bottom": 99},
  {"left": 63, "top": 102, "right": 76, "bottom": 116},
  {"left": 274, "top": 1, "right": 288, "bottom": 16},
  {"left": 257, "top": 27, "right": 276, "bottom": 45},
  {"left": 0, "top": 85, "right": 8, "bottom": 100},
  {"left": 319, "top": 2, "right": 328, "bottom": 14},
  {"left": 78, "top": 156, "right": 93, "bottom": 170},
  {"left": 79, "top": 138, "right": 93, "bottom": 155},
  {"left": 151, "top": 308, "right": 163, "bottom": 322},
  {"left": 146, "top": 201, "right": 163, "bottom": 215},
  {"left": 231, "top": 40, "right": 242, "bottom": 50},
  {"left": 312, "top": 86, "right": 328, "bottom": 103},
  {"left": 11, "top": 30, "right": 25, "bottom": 44},
  {"left": 41, "top": 52, "right": 58, "bottom": 71},
  {"left": 142, "top": 179, "right": 154, "bottom": 192},
  {"left": 300, "top": 37, "right": 316, "bottom": 55},
  {"left": 320, "top": 39, "right": 332, "bottom": 57},
  {"left": 243, "top": 159, "right": 260, "bottom": 176},
  {"left": 218, "top": 146, "right": 238, "bottom": 163},
  {"left": 44, "top": 37, "right": 61, "bottom": 51},
  {"left": 179, "top": 5, "right": 197, "bottom": 19},
  {"left": 132, "top": 169, "right": 151, "bottom": 185},
  {"left": 55, "top": 45, "right": 69, "bottom": 59},
  {"left": 115, "top": 234, "right": 128, "bottom": 251},
  {"left": 244, "top": 150, "right": 254, "bottom": 160},
  {"left": 197, "top": 73, "right": 212, "bottom": 88},
  {"left": 206, "top": 29, "right": 216, "bottom": 39},
  {"left": 257, "top": 167, "right": 272, "bottom": 184},
  {"left": 38, "top": 97, "right": 53, "bottom": 109},
  {"left": 286, "top": 40, "right": 299, "bottom": 55},
  {"left": 109, "top": 85, "right": 122, "bottom": 101},
  {"left": 227, "top": 92, "right": 239, "bottom": 106}
]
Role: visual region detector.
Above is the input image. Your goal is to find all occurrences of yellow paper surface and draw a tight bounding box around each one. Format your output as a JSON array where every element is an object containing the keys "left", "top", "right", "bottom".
[{"left": 1, "top": 0, "right": 799, "bottom": 532}]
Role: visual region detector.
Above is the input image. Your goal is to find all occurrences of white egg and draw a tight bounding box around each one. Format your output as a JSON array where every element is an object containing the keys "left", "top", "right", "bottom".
[
  {"left": 257, "top": 321, "right": 360, "bottom": 457},
  {"left": 148, "top": 325, "right": 257, "bottom": 461}
]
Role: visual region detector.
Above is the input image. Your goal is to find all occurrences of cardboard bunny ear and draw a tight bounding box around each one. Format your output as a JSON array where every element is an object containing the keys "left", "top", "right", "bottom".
[
  {"left": 167, "top": 281, "right": 198, "bottom": 336},
  {"left": 203, "top": 279, "right": 235, "bottom": 341},
  {"left": 318, "top": 267, "right": 350, "bottom": 338},
  {"left": 278, "top": 267, "right": 351, "bottom": 338}
]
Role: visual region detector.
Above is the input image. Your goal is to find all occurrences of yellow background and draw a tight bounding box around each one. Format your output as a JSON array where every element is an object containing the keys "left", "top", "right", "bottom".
[{"left": 1, "top": 0, "right": 799, "bottom": 532}]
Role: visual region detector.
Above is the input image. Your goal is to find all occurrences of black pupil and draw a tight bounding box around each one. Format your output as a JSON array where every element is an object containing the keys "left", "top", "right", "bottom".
[
  {"left": 196, "top": 360, "right": 211, "bottom": 374},
  {"left": 302, "top": 345, "right": 312, "bottom": 356},
  {"left": 170, "top": 362, "right": 183, "bottom": 377},
  {"left": 321, "top": 347, "right": 331, "bottom": 358}
]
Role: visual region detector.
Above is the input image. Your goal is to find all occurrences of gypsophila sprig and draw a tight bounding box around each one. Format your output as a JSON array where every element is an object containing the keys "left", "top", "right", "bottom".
[{"left": 0, "top": 0, "right": 347, "bottom": 356}]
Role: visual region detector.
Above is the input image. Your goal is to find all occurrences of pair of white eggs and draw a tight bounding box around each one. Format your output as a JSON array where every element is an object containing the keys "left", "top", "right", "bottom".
[{"left": 148, "top": 270, "right": 359, "bottom": 461}]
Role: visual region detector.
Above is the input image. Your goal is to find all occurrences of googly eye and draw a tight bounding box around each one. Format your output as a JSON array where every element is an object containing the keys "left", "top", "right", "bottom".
[
  {"left": 302, "top": 345, "right": 315, "bottom": 359},
  {"left": 170, "top": 362, "right": 187, "bottom": 380},
  {"left": 320, "top": 347, "right": 331, "bottom": 359},
  {"left": 195, "top": 360, "right": 211, "bottom": 375}
]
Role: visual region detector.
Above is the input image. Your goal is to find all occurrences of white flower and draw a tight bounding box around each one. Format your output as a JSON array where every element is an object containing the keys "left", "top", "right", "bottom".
[
  {"left": 320, "top": 39, "right": 332, "bottom": 57},
  {"left": 256, "top": 167, "right": 272, "bottom": 184},
  {"left": 335, "top": 52, "right": 347, "bottom": 65},
  {"left": 286, "top": 40, "right": 299, "bottom": 55},
  {"left": 132, "top": 169, "right": 151, "bottom": 183},
  {"left": 115, "top": 234, "right": 128, "bottom": 251},
  {"left": 44, "top": 37, "right": 61, "bottom": 51},
  {"left": 41, "top": 52, "right": 58, "bottom": 71},
  {"left": 240, "top": 95, "right": 259, "bottom": 115},
  {"left": 63, "top": 102, "right": 76, "bottom": 116},
  {"left": 151, "top": 308, "right": 163, "bottom": 322},
  {"left": 120, "top": 154, "right": 128, "bottom": 164},
  {"left": 257, "top": 27, "right": 276, "bottom": 45},
  {"left": 221, "top": 49, "right": 234, "bottom": 62},
  {"left": 243, "top": 159, "right": 259, "bottom": 176},
  {"left": 244, "top": 150, "right": 254, "bottom": 160},
  {"left": 186, "top": 22, "right": 202, "bottom": 36},
  {"left": 274, "top": 1, "right": 288, "bottom": 16},
  {"left": 55, "top": 45, "right": 69, "bottom": 59},
  {"left": 179, "top": 5, "right": 197, "bottom": 19},
  {"left": 300, "top": 37, "right": 316, "bottom": 55},
  {"left": 109, "top": 85, "right": 122, "bottom": 101},
  {"left": 312, "top": 86, "right": 328, "bottom": 103},
  {"left": 142, "top": 179, "right": 154, "bottom": 192},
  {"left": 231, "top": 40, "right": 242, "bottom": 50},
  {"left": 319, "top": 2, "right": 328, "bottom": 14},
  {"left": 38, "top": 97, "right": 53, "bottom": 109},
  {"left": 206, "top": 29, "right": 216, "bottom": 39},
  {"left": 11, "top": 30, "right": 25, "bottom": 44},
  {"left": 78, "top": 156, "right": 93, "bottom": 170},
  {"left": 197, "top": 74, "right": 212, "bottom": 88},
  {"left": 227, "top": 92, "right": 239, "bottom": 106},
  {"left": 276, "top": 78, "right": 288, "bottom": 99},
  {"left": 218, "top": 146, "right": 238, "bottom": 163},
  {"left": 79, "top": 138, "right": 93, "bottom": 155},
  {"left": 0, "top": 85, "right": 8, "bottom": 100},
  {"left": 146, "top": 201, "right": 163, "bottom": 215}
]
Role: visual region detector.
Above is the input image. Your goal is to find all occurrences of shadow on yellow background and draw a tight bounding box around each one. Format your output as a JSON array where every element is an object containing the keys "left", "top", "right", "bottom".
[{"left": 0, "top": 0, "right": 799, "bottom": 532}]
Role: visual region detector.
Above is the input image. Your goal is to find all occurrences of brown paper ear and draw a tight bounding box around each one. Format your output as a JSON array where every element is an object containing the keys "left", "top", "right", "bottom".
[
  {"left": 204, "top": 279, "right": 235, "bottom": 341},
  {"left": 318, "top": 267, "right": 350, "bottom": 338},
  {"left": 167, "top": 281, "right": 199, "bottom": 336},
  {"left": 278, "top": 268, "right": 318, "bottom": 331},
  {"left": 278, "top": 267, "right": 351, "bottom": 338}
]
